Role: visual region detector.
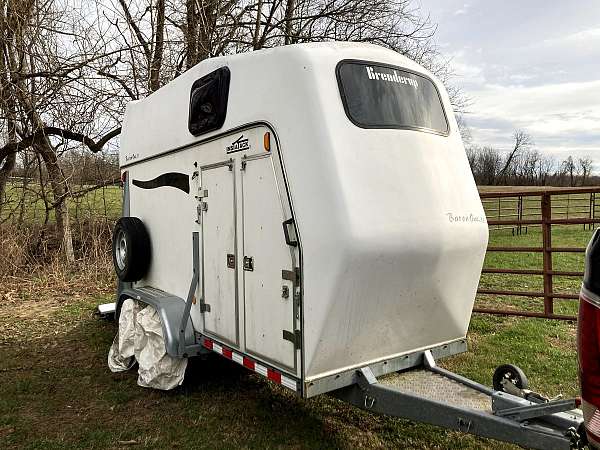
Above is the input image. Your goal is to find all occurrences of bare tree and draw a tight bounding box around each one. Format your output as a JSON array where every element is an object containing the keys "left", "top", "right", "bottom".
[
  {"left": 578, "top": 157, "right": 593, "bottom": 186},
  {"left": 0, "top": 0, "right": 121, "bottom": 261},
  {"left": 476, "top": 146, "right": 503, "bottom": 185},
  {"left": 496, "top": 130, "right": 533, "bottom": 185},
  {"left": 537, "top": 154, "right": 555, "bottom": 186},
  {"left": 0, "top": 0, "right": 460, "bottom": 263},
  {"left": 561, "top": 156, "right": 576, "bottom": 187}
]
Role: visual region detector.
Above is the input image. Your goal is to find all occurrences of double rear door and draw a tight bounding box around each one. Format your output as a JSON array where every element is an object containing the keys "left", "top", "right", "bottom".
[{"left": 198, "top": 134, "right": 298, "bottom": 372}]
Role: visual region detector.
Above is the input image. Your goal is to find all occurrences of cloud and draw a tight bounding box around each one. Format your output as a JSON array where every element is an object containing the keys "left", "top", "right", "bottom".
[
  {"left": 541, "top": 27, "right": 600, "bottom": 46},
  {"left": 508, "top": 73, "right": 536, "bottom": 83},
  {"left": 454, "top": 4, "right": 471, "bottom": 15},
  {"left": 425, "top": 1, "right": 600, "bottom": 171},
  {"left": 462, "top": 78, "right": 600, "bottom": 169}
]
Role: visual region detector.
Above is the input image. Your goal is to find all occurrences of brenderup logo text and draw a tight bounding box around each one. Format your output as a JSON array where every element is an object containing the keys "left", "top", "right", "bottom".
[{"left": 365, "top": 66, "right": 418, "bottom": 89}]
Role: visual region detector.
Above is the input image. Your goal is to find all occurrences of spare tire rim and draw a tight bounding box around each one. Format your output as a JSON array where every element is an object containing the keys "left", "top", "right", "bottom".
[{"left": 115, "top": 230, "right": 127, "bottom": 270}]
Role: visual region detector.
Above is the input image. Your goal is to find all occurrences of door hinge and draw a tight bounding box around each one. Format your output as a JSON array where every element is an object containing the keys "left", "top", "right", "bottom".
[
  {"left": 200, "top": 301, "right": 211, "bottom": 313},
  {"left": 283, "top": 329, "right": 301, "bottom": 349},
  {"left": 282, "top": 267, "right": 300, "bottom": 285}
]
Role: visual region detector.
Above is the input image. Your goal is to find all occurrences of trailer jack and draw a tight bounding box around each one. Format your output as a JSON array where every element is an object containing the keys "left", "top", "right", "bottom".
[{"left": 333, "top": 351, "right": 585, "bottom": 450}]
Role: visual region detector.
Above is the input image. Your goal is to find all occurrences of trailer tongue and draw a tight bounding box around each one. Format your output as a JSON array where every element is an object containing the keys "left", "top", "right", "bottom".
[{"left": 333, "top": 350, "right": 585, "bottom": 450}]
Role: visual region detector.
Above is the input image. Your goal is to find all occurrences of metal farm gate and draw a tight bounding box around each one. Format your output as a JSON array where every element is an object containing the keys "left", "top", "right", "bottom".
[{"left": 476, "top": 186, "right": 600, "bottom": 320}]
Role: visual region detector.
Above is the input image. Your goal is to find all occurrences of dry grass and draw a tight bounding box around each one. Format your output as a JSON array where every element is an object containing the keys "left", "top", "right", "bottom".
[
  {"left": 0, "top": 220, "right": 114, "bottom": 345},
  {"left": 0, "top": 220, "right": 114, "bottom": 277}
]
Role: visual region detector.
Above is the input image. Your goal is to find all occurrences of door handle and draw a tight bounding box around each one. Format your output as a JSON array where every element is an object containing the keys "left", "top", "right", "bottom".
[{"left": 282, "top": 218, "right": 298, "bottom": 247}]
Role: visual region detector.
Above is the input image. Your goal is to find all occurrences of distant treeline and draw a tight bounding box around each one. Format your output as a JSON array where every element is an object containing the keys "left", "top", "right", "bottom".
[{"left": 464, "top": 130, "right": 597, "bottom": 186}]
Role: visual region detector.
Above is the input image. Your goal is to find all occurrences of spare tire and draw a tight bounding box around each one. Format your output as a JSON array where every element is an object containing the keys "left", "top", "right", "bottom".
[{"left": 113, "top": 217, "right": 151, "bottom": 282}]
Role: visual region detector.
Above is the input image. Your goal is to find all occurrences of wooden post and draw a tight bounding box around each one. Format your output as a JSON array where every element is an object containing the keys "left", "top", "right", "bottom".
[
  {"left": 589, "top": 192, "right": 595, "bottom": 231},
  {"left": 541, "top": 193, "right": 553, "bottom": 316}
]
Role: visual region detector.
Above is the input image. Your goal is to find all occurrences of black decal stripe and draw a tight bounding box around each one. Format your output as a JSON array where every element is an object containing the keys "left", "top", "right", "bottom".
[{"left": 132, "top": 172, "right": 190, "bottom": 194}]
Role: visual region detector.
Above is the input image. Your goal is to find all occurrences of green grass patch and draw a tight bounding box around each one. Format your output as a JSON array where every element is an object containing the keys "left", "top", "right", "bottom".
[{"left": 1, "top": 182, "right": 122, "bottom": 224}]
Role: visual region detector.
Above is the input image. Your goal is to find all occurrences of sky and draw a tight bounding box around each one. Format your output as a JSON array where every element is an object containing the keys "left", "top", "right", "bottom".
[{"left": 421, "top": 0, "right": 600, "bottom": 169}]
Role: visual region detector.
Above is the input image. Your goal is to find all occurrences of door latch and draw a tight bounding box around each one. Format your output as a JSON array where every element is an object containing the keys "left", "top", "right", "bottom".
[
  {"left": 227, "top": 254, "right": 235, "bottom": 269},
  {"left": 283, "top": 329, "right": 301, "bottom": 349}
]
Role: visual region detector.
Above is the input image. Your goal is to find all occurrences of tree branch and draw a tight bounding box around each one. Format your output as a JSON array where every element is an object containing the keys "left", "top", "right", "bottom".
[{"left": 0, "top": 126, "right": 122, "bottom": 159}]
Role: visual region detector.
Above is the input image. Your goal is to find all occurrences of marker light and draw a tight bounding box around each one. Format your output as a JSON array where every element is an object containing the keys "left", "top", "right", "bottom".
[{"left": 264, "top": 132, "right": 271, "bottom": 152}]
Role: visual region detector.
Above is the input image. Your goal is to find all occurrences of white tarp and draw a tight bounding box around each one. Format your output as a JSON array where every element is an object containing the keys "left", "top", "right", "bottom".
[
  {"left": 108, "top": 298, "right": 139, "bottom": 372},
  {"left": 108, "top": 299, "right": 187, "bottom": 390}
]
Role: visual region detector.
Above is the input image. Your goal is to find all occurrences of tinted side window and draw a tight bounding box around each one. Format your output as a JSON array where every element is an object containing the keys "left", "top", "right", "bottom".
[
  {"left": 337, "top": 61, "right": 448, "bottom": 135},
  {"left": 188, "top": 67, "right": 230, "bottom": 136}
]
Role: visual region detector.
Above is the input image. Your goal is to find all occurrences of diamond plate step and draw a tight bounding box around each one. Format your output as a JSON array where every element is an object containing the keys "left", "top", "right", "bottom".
[{"left": 379, "top": 369, "right": 492, "bottom": 412}]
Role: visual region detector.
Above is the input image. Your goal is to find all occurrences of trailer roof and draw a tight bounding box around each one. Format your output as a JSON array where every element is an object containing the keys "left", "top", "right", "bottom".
[{"left": 119, "top": 42, "right": 438, "bottom": 167}]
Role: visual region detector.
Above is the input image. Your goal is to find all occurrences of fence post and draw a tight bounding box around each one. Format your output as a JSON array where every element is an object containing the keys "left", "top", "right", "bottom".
[
  {"left": 541, "top": 193, "right": 553, "bottom": 316},
  {"left": 589, "top": 192, "right": 596, "bottom": 231},
  {"left": 497, "top": 197, "right": 501, "bottom": 231},
  {"left": 518, "top": 195, "right": 523, "bottom": 235},
  {"left": 590, "top": 192, "right": 596, "bottom": 230}
]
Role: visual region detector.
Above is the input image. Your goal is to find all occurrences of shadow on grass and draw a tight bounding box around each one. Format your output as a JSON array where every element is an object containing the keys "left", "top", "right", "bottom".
[
  {"left": 0, "top": 312, "right": 521, "bottom": 450},
  {"left": 0, "top": 315, "right": 349, "bottom": 449}
]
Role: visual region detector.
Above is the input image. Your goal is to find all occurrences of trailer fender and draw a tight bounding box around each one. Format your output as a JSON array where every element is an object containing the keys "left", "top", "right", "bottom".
[{"left": 116, "top": 287, "right": 200, "bottom": 358}]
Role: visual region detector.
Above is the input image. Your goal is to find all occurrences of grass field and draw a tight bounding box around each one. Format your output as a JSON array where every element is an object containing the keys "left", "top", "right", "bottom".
[
  {"left": 479, "top": 225, "right": 589, "bottom": 317},
  {"left": 1, "top": 183, "right": 121, "bottom": 223},
  {"left": 0, "top": 188, "right": 594, "bottom": 449}
]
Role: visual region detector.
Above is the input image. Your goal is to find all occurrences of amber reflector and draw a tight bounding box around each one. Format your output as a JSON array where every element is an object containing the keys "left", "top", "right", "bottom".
[{"left": 264, "top": 132, "right": 271, "bottom": 152}]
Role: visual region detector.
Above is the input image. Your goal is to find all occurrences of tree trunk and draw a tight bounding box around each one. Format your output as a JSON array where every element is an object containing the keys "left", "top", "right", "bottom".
[
  {"left": 284, "top": 0, "right": 295, "bottom": 44},
  {"left": 36, "top": 140, "right": 75, "bottom": 263},
  {"left": 0, "top": 151, "right": 16, "bottom": 215},
  {"left": 148, "top": 0, "right": 166, "bottom": 92},
  {"left": 253, "top": 0, "right": 264, "bottom": 49},
  {"left": 185, "top": 0, "right": 198, "bottom": 69}
]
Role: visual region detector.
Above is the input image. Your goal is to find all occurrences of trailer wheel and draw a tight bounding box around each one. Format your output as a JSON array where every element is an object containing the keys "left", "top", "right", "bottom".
[
  {"left": 493, "top": 364, "right": 529, "bottom": 392},
  {"left": 112, "top": 217, "right": 151, "bottom": 282}
]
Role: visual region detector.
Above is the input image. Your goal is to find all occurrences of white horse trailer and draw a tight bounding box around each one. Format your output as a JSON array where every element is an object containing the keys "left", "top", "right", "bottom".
[{"left": 109, "top": 43, "right": 585, "bottom": 448}]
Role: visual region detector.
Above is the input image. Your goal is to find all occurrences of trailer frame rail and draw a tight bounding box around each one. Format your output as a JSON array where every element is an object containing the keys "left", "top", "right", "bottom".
[{"left": 333, "top": 350, "right": 585, "bottom": 450}]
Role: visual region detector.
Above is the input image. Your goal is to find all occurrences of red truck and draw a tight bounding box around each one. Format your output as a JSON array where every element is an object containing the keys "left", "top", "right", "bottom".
[{"left": 578, "top": 229, "right": 600, "bottom": 448}]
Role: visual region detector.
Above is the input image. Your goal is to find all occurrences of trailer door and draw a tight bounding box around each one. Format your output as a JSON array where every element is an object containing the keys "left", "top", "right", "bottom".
[
  {"left": 241, "top": 154, "right": 296, "bottom": 370},
  {"left": 200, "top": 160, "right": 238, "bottom": 345}
]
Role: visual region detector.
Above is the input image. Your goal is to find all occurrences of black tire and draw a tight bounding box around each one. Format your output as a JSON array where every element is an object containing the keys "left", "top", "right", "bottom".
[
  {"left": 112, "top": 217, "right": 151, "bottom": 282},
  {"left": 493, "top": 364, "right": 529, "bottom": 392}
]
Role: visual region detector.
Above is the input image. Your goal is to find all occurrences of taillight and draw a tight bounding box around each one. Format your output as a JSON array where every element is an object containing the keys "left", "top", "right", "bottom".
[
  {"left": 578, "top": 228, "right": 600, "bottom": 446},
  {"left": 578, "top": 295, "right": 600, "bottom": 443}
]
